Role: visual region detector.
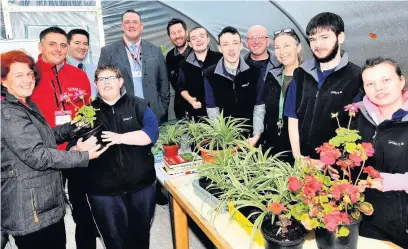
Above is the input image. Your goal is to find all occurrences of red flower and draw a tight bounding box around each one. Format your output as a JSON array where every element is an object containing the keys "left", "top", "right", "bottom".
[
  {"left": 324, "top": 212, "right": 340, "bottom": 232},
  {"left": 336, "top": 159, "right": 355, "bottom": 170},
  {"left": 363, "top": 166, "right": 381, "bottom": 178},
  {"left": 333, "top": 183, "right": 360, "bottom": 204},
  {"left": 362, "top": 142, "right": 374, "bottom": 157},
  {"left": 344, "top": 103, "right": 359, "bottom": 117},
  {"left": 302, "top": 176, "right": 323, "bottom": 197},
  {"left": 316, "top": 143, "right": 341, "bottom": 165},
  {"left": 268, "top": 202, "right": 286, "bottom": 215},
  {"left": 288, "top": 176, "right": 302, "bottom": 192}
]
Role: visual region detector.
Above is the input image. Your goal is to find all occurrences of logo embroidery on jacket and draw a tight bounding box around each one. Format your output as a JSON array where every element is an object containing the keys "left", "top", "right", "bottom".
[
  {"left": 242, "top": 83, "right": 250, "bottom": 87},
  {"left": 330, "top": 91, "right": 343, "bottom": 95},
  {"left": 388, "top": 140, "right": 404, "bottom": 146},
  {"left": 123, "top": 117, "right": 133, "bottom": 121}
]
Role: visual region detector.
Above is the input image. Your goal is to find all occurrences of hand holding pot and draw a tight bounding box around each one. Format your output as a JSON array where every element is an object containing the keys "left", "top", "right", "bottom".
[
  {"left": 101, "top": 131, "right": 123, "bottom": 145},
  {"left": 75, "top": 136, "right": 98, "bottom": 151},
  {"left": 87, "top": 143, "right": 110, "bottom": 160}
]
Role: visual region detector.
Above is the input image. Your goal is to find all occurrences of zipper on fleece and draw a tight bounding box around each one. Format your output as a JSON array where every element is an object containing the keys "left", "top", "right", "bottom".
[
  {"left": 30, "top": 188, "right": 39, "bottom": 223},
  {"left": 308, "top": 90, "right": 320, "bottom": 143}
]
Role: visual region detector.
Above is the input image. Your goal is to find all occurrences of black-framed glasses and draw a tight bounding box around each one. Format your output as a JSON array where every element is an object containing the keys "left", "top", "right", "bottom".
[{"left": 96, "top": 76, "right": 119, "bottom": 84}]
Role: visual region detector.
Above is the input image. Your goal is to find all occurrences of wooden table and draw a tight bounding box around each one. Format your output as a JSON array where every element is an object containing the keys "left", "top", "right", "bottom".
[{"left": 164, "top": 175, "right": 402, "bottom": 249}]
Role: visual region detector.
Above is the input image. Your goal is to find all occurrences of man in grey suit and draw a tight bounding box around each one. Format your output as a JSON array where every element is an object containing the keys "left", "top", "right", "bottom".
[{"left": 98, "top": 9, "right": 170, "bottom": 124}]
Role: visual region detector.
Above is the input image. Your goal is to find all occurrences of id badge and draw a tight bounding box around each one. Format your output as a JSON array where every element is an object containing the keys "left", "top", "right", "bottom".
[
  {"left": 132, "top": 71, "right": 143, "bottom": 78},
  {"left": 55, "top": 110, "right": 72, "bottom": 125}
]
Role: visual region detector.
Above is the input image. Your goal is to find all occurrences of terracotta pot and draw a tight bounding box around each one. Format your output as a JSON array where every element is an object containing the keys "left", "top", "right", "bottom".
[
  {"left": 315, "top": 216, "right": 362, "bottom": 249},
  {"left": 197, "top": 142, "right": 239, "bottom": 163},
  {"left": 162, "top": 144, "right": 179, "bottom": 157}
]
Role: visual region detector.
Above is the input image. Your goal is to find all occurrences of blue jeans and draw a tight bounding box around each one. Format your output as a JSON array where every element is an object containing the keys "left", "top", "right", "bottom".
[{"left": 88, "top": 182, "right": 156, "bottom": 249}]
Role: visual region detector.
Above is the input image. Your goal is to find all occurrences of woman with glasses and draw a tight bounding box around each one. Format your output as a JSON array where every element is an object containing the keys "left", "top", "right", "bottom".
[
  {"left": 1, "top": 50, "right": 107, "bottom": 249},
  {"left": 262, "top": 28, "right": 302, "bottom": 162}
]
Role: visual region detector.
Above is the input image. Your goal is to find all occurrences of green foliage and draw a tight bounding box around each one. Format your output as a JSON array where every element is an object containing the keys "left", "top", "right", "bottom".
[
  {"left": 157, "top": 120, "right": 185, "bottom": 146},
  {"left": 72, "top": 105, "right": 97, "bottom": 128},
  {"left": 329, "top": 128, "right": 361, "bottom": 147}
]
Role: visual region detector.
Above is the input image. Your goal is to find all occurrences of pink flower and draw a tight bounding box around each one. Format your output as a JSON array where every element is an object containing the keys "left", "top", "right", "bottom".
[
  {"left": 344, "top": 103, "right": 359, "bottom": 117},
  {"left": 72, "top": 89, "right": 87, "bottom": 101},
  {"left": 302, "top": 176, "right": 323, "bottom": 197},
  {"left": 59, "top": 93, "right": 72, "bottom": 103},
  {"left": 362, "top": 142, "right": 374, "bottom": 157},
  {"left": 288, "top": 176, "right": 303, "bottom": 192},
  {"left": 349, "top": 152, "right": 362, "bottom": 166},
  {"left": 315, "top": 143, "right": 341, "bottom": 165}
]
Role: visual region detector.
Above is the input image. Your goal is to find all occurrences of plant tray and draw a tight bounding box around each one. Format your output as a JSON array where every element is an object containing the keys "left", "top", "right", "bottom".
[
  {"left": 192, "top": 179, "right": 227, "bottom": 213},
  {"left": 227, "top": 203, "right": 265, "bottom": 247}
]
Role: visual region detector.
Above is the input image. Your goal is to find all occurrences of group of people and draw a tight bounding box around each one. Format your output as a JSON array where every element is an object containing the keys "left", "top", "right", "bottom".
[{"left": 1, "top": 8, "right": 407, "bottom": 249}]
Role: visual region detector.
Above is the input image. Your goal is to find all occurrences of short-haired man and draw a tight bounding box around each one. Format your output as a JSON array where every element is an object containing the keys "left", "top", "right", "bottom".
[
  {"left": 31, "top": 27, "right": 91, "bottom": 131},
  {"left": 86, "top": 65, "right": 158, "bottom": 249},
  {"left": 31, "top": 27, "right": 95, "bottom": 249},
  {"left": 204, "top": 26, "right": 264, "bottom": 145},
  {"left": 177, "top": 26, "right": 222, "bottom": 120},
  {"left": 67, "top": 29, "right": 97, "bottom": 97},
  {"left": 165, "top": 18, "right": 192, "bottom": 119},
  {"left": 98, "top": 9, "right": 170, "bottom": 124},
  {"left": 284, "top": 12, "right": 363, "bottom": 162}
]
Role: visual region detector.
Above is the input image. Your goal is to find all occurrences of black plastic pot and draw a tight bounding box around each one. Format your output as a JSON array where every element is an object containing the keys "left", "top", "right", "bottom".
[
  {"left": 261, "top": 219, "right": 306, "bottom": 249},
  {"left": 71, "top": 120, "right": 107, "bottom": 147},
  {"left": 315, "top": 216, "right": 362, "bottom": 249}
]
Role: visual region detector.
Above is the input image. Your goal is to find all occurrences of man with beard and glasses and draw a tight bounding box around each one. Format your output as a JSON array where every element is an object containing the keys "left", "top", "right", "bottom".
[
  {"left": 165, "top": 18, "right": 192, "bottom": 119},
  {"left": 284, "top": 12, "right": 363, "bottom": 163},
  {"left": 176, "top": 26, "right": 222, "bottom": 120}
]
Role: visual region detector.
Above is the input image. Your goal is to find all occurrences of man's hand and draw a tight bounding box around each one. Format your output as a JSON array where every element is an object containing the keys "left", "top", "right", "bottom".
[
  {"left": 70, "top": 136, "right": 97, "bottom": 151},
  {"left": 247, "top": 136, "right": 260, "bottom": 147},
  {"left": 87, "top": 144, "right": 110, "bottom": 160},
  {"left": 101, "top": 131, "right": 123, "bottom": 145},
  {"left": 189, "top": 97, "right": 202, "bottom": 109}
]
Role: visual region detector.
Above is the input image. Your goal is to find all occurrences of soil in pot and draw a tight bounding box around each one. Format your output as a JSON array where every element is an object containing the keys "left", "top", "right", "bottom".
[
  {"left": 72, "top": 120, "right": 107, "bottom": 148},
  {"left": 198, "top": 177, "right": 223, "bottom": 199},
  {"left": 162, "top": 144, "right": 179, "bottom": 157},
  {"left": 315, "top": 216, "right": 362, "bottom": 249},
  {"left": 238, "top": 206, "right": 262, "bottom": 224},
  {"left": 261, "top": 218, "right": 306, "bottom": 249}
]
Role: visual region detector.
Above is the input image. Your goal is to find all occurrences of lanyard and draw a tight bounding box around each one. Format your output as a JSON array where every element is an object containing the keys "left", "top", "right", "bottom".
[
  {"left": 278, "top": 73, "right": 285, "bottom": 121},
  {"left": 49, "top": 66, "right": 66, "bottom": 111},
  {"left": 123, "top": 38, "right": 141, "bottom": 64}
]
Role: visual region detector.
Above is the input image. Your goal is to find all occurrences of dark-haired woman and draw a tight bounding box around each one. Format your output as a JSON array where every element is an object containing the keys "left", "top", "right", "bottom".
[
  {"left": 262, "top": 28, "right": 302, "bottom": 163},
  {"left": 355, "top": 57, "right": 408, "bottom": 247},
  {"left": 1, "top": 50, "right": 108, "bottom": 249}
]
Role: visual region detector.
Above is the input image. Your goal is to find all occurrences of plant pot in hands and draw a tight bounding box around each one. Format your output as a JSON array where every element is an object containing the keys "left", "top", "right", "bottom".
[
  {"left": 261, "top": 218, "right": 306, "bottom": 249},
  {"left": 72, "top": 120, "right": 107, "bottom": 148},
  {"left": 162, "top": 144, "right": 179, "bottom": 157},
  {"left": 315, "top": 216, "right": 362, "bottom": 249}
]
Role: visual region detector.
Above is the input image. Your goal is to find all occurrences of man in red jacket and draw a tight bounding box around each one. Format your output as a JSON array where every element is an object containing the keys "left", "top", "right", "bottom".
[
  {"left": 31, "top": 26, "right": 98, "bottom": 249},
  {"left": 32, "top": 26, "right": 91, "bottom": 129}
]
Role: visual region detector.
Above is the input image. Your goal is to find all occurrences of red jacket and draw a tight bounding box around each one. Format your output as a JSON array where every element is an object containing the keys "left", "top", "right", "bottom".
[
  {"left": 32, "top": 54, "right": 91, "bottom": 128},
  {"left": 31, "top": 55, "right": 91, "bottom": 150}
]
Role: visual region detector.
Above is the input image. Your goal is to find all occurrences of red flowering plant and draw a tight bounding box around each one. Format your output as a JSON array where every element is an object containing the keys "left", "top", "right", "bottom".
[
  {"left": 288, "top": 104, "right": 381, "bottom": 237},
  {"left": 60, "top": 89, "right": 96, "bottom": 128}
]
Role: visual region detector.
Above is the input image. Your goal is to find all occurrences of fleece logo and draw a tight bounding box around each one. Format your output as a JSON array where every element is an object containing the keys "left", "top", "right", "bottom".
[
  {"left": 68, "top": 87, "right": 81, "bottom": 91},
  {"left": 330, "top": 91, "right": 342, "bottom": 95},
  {"left": 123, "top": 116, "right": 133, "bottom": 121},
  {"left": 388, "top": 140, "right": 404, "bottom": 146},
  {"left": 242, "top": 82, "right": 250, "bottom": 87}
]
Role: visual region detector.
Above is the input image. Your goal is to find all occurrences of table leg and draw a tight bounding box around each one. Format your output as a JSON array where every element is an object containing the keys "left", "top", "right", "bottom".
[{"left": 172, "top": 196, "right": 189, "bottom": 249}]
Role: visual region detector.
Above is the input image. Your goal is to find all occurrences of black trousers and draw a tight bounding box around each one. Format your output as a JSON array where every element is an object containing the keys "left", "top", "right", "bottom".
[
  {"left": 67, "top": 174, "right": 99, "bottom": 249},
  {"left": 13, "top": 219, "right": 66, "bottom": 249},
  {"left": 88, "top": 182, "right": 156, "bottom": 249}
]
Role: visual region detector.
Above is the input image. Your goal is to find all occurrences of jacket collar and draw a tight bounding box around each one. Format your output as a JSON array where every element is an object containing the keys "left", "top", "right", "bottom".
[
  {"left": 244, "top": 51, "right": 281, "bottom": 72},
  {"left": 2, "top": 90, "right": 36, "bottom": 109},
  {"left": 37, "top": 54, "right": 65, "bottom": 72},
  {"left": 300, "top": 50, "right": 350, "bottom": 82},
  {"left": 357, "top": 90, "right": 408, "bottom": 125},
  {"left": 95, "top": 87, "right": 127, "bottom": 107},
  {"left": 185, "top": 49, "right": 214, "bottom": 68},
  {"left": 214, "top": 57, "right": 250, "bottom": 80}
]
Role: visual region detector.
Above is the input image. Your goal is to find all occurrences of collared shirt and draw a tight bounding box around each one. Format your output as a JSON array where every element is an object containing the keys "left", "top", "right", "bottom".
[
  {"left": 124, "top": 37, "right": 144, "bottom": 99},
  {"left": 173, "top": 45, "right": 191, "bottom": 57},
  {"left": 66, "top": 56, "right": 97, "bottom": 97}
]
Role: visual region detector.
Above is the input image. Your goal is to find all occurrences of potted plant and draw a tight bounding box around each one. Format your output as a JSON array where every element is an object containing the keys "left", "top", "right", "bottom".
[
  {"left": 61, "top": 90, "right": 105, "bottom": 144},
  {"left": 288, "top": 104, "right": 381, "bottom": 249},
  {"left": 158, "top": 120, "right": 186, "bottom": 157},
  {"left": 185, "top": 112, "right": 249, "bottom": 163}
]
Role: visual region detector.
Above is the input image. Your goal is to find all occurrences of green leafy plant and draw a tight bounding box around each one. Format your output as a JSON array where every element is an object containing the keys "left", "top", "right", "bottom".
[{"left": 157, "top": 120, "right": 186, "bottom": 146}]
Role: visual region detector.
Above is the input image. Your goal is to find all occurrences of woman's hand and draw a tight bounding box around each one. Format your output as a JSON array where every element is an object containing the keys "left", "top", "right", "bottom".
[
  {"left": 188, "top": 97, "right": 202, "bottom": 109},
  {"left": 76, "top": 136, "right": 97, "bottom": 151},
  {"left": 87, "top": 144, "right": 110, "bottom": 160},
  {"left": 312, "top": 159, "right": 340, "bottom": 179}
]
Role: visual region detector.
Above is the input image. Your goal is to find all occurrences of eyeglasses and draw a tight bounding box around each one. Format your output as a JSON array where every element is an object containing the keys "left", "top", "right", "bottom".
[
  {"left": 96, "top": 76, "right": 119, "bottom": 84},
  {"left": 274, "top": 28, "right": 295, "bottom": 37},
  {"left": 246, "top": 36, "right": 269, "bottom": 43}
]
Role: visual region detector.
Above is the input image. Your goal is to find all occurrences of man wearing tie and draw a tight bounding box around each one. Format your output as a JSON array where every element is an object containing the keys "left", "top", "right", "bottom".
[
  {"left": 67, "top": 29, "right": 97, "bottom": 97},
  {"left": 98, "top": 9, "right": 170, "bottom": 124}
]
